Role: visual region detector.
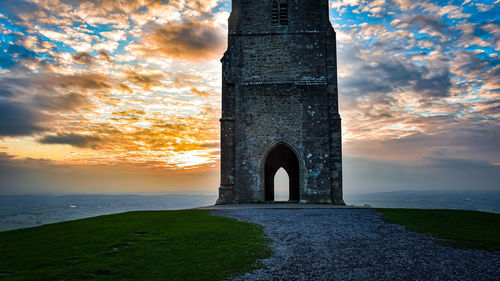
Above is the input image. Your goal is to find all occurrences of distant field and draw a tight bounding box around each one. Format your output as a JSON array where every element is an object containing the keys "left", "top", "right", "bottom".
[
  {"left": 346, "top": 190, "right": 500, "bottom": 213},
  {"left": 1, "top": 191, "right": 499, "bottom": 232},
  {"left": 377, "top": 208, "right": 500, "bottom": 251},
  {"left": 0, "top": 194, "right": 217, "bottom": 231},
  {"left": 0, "top": 210, "right": 270, "bottom": 281}
]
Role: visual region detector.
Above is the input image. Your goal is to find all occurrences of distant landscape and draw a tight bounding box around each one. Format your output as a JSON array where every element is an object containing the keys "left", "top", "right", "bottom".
[
  {"left": 345, "top": 190, "right": 500, "bottom": 214},
  {"left": 0, "top": 190, "right": 498, "bottom": 232},
  {"left": 0, "top": 194, "right": 217, "bottom": 232}
]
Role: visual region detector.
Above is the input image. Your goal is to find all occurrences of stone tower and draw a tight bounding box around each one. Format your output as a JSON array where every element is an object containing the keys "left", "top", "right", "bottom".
[{"left": 217, "top": 0, "right": 344, "bottom": 204}]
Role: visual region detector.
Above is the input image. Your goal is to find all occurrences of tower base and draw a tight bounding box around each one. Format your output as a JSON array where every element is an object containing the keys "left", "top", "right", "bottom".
[{"left": 216, "top": 185, "right": 234, "bottom": 205}]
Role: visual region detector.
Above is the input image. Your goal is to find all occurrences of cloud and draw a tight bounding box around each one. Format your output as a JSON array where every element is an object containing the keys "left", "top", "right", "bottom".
[
  {"left": 112, "top": 110, "right": 147, "bottom": 119},
  {"left": 0, "top": 0, "right": 40, "bottom": 23},
  {"left": 450, "top": 51, "right": 490, "bottom": 79},
  {"left": 413, "top": 69, "right": 451, "bottom": 97},
  {"left": 0, "top": 72, "right": 112, "bottom": 96},
  {"left": 125, "top": 71, "right": 164, "bottom": 89},
  {"left": 0, "top": 100, "right": 44, "bottom": 136},
  {"left": 144, "top": 19, "right": 226, "bottom": 61},
  {"left": 399, "top": 15, "right": 447, "bottom": 34},
  {"left": 34, "top": 93, "right": 90, "bottom": 112},
  {"left": 482, "top": 65, "right": 500, "bottom": 91},
  {"left": 72, "top": 52, "right": 94, "bottom": 64},
  {"left": 343, "top": 156, "right": 500, "bottom": 192},
  {"left": 98, "top": 50, "right": 112, "bottom": 61},
  {"left": 359, "top": 23, "right": 385, "bottom": 37},
  {"left": 100, "top": 30, "right": 126, "bottom": 41},
  {"left": 482, "top": 23, "right": 500, "bottom": 51},
  {"left": 392, "top": 0, "right": 412, "bottom": 11},
  {"left": 0, "top": 154, "right": 220, "bottom": 195},
  {"left": 46, "top": 73, "right": 112, "bottom": 90},
  {"left": 190, "top": 87, "right": 216, "bottom": 97},
  {"left": 475, "top": 1, "right": 500, "bottom": 12},
  {"left": 340, "top": 53, "right": 451, "bottom": 98},
  {"left": 200, "top": 142, "right": 219, "bottom": 148},
  {"left": 0, "top": 0, "right": 498, "bottom": 194},
  {"left": 344, "top": 122, "right": 500, "bottom": 164},
  {"left": 456, "top": 22, "right": 491, "bottom": 48},
  {"left": 38, "top": 133, "right": 102, "bottom": 148},
  {"left": 439, "top": 5, "right": 470, "bottom": 19},
  {"left": 0, "top": 88, "right": 15, "bottom": 98}
]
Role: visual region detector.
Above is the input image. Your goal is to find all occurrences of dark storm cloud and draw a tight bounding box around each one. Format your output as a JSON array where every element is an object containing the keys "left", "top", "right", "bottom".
[
  {"left": 145, "top": 20, "right": 226, "bottom": 60},
  {"left": 0, "top": 100, "right": 43, "bottom": 136},
  {"left": 38, "top": 133, "right": 101, "bottom": 148}
]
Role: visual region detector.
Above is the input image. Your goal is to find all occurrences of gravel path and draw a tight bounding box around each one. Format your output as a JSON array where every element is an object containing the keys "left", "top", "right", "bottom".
[{"left": 212, "top": 209, "right": 500, "bottom": 281}]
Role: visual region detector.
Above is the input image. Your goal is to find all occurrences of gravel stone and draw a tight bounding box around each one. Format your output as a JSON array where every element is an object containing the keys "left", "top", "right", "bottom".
[{"left": 212, "top": 209, "right": 500, "bottom": 281}]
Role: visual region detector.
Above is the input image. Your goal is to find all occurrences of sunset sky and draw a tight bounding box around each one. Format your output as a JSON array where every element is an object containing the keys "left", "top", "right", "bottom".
[{"left": 0, "top": 0, "right": 498, "bottom": 195}]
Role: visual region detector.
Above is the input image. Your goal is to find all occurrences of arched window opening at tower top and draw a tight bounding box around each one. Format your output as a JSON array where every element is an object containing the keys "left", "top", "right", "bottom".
[
  {"left": 274, "top": 167, "right": 289, "bottom": 201},
  {"left": 272, "top": 0, "right": 288, "bottom": 26}
]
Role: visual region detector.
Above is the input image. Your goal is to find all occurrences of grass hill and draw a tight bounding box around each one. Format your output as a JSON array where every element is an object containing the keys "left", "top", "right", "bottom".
[
  {"left": 377, "top": 208, "right": 500, "bottom": 251},
  {"left": 0, "top": 210, "right": 270, "bottom": 281},
  {"left": 0, "top": 208, "right": 498, "bottom": 281}
]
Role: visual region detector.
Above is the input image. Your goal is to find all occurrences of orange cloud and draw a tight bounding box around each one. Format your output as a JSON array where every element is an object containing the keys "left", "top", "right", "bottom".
[{"left": 144, "top": 19, "right": 226, "bottom": 61}]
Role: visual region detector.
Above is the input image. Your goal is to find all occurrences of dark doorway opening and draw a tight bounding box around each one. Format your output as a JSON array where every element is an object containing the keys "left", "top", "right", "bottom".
[{"left": 264, "top": 143, "right": 299, "bottom": 201}]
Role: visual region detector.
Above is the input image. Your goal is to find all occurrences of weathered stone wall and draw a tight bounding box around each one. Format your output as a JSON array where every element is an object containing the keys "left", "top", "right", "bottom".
[
  {"left": 237, "top": 34, "right": 326, "bottom": 83},
  {"left": 217, "top": 0, "right": 344, "bottom": 204},
  {"left": 229, "top": 0, "right": 329, "bottom": 34}
]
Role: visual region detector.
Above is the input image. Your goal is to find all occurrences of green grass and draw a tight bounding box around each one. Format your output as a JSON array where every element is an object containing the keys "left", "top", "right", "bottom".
[
  {"left": 0, "top": 210, "right": 271, "bottom": 281},
  {"left": 377, "top": 208, "right": 500, "bottom": 252}
]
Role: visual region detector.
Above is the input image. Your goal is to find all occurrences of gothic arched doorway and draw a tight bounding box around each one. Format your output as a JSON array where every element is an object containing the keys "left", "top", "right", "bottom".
[{"left": 264, "top": 143, "right": 300, "bottom": 201}]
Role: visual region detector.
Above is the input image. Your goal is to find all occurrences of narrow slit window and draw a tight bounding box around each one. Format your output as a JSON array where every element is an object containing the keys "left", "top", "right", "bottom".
[
  {"left": 272, "top": 0, "right": 279, "bottom": 25},
  {"left": 279, "top": 2, "right": 288, "bottom": 25},
  {"left": 272, "top": 0, "right": 288, "bottom": 26}
]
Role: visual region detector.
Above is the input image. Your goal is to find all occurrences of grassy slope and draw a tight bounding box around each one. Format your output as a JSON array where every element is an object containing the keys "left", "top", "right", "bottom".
[
  {"left": 0, "top": 210, "right": 271, "bottom": 281},
  {"left": 377, "top": 208, "right": 500, "bottom": 251}
]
